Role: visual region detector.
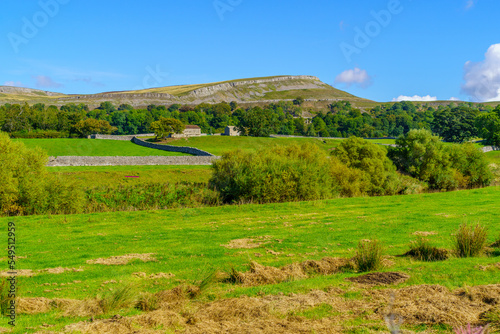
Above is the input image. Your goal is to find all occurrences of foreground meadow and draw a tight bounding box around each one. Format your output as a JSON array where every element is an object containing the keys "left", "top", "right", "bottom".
[{"left": 0, "top": 187, "right": 499, "bottom": 333}]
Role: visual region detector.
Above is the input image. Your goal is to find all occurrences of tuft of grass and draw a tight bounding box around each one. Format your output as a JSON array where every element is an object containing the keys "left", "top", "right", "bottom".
[
  {"left": 99, "top": 284, "right": 138, "bottom": 314},
  {"left": 405, "top": 237, "right": 448, "bottom": 261},
  {"left": 187, "top": 269, "right": 217, "bottom": 299},
  {"left": 453, "top": 223, "right": 488, "bottom": 258},
  {"left": 224, "top": 265, "right": 244, "bottom": 284},
  {"left": 135, "top": 292, "right": 159, "bottom": 312},
  {"left": 354, "top": 239, "right": 384, "bottom": 272}
]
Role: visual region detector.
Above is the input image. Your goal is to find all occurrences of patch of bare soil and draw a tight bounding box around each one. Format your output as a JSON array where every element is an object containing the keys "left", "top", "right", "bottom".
[
  {"left": 220, "top": 237, "right": 271, "bottom": 249},
  {"left": 224, "top": 257, "right": 353, "bottom": 286},
  {"left": 87, "top": 253, "right": 156, "bottom": 265},
  {"left": 346, "top": 272, "right": 410, "bottom": 285}
]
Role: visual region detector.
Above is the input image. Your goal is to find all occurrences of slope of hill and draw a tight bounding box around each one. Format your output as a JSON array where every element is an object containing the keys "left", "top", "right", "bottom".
[{"left": 0, "top": 75, "right": 373, "bottom": 107}]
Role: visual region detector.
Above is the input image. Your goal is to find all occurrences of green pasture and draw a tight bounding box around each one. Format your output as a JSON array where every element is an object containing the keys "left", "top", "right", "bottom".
[
  {"left": 1, "top": 186, "right": 499, "bottom": 332},
  {"left": 47, "top": 165, "right": 212, "bottom": 188},
  {"left": 15, "top": 139, "right": 189, "bottom": 156}
]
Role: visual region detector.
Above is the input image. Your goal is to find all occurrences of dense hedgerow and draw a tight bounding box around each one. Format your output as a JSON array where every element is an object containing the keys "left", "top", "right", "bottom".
[
  {"left": 0, "top": 132, "right": 84, "bottom": 216},
  {"left": 209, "top": 144, "right": 335, "bottom": 204},
  {"left": 209, "top": 142, "right": 426, "bottom": 204},
  {"left": 331, "top": 137, "right": 402, "bottom": 196},
  {"left": 389, "top": 129, "right": 492, "bottom": 190}
]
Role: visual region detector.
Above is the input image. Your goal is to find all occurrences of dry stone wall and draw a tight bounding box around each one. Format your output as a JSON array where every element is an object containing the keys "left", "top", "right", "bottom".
[
  {"left": 89, "top": 134, "right": 155, "bottom": 140},
  {"left": 482, "top": 146, "right": 500, "bottom": 153},
  {"left": 47, "top": 156, "right": 218, "bottom": 167},
  {"left": 132, "top": 137, "right": 214, "bottom": 156}
]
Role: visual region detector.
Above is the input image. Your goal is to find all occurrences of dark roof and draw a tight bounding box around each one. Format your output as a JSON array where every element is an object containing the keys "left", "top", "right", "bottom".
[{"left": 185, "top": 125, "right": 201, "bottom": 129}]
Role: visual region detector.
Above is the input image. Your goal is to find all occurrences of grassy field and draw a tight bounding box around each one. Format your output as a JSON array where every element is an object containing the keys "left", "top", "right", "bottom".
[
  {"left": 48, "top": 165, "right": 212, "bottom": 188},
  {"left": 1, "top": 187, "right": 499, "bottom": 332},
  {"left": 15, "top": 139, "right": 189, "bottom": 157}
]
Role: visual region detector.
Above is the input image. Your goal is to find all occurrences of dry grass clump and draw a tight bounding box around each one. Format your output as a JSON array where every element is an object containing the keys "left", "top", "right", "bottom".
[
  {"left": 453, "top": 223, "right": 488, "bottom": 258},
  {"left": 405, "top": 237, "right": 449, "bottom": 261},
  {"left": 354, "top": 239, "right": 384, "bottom": 272},
  {"left": 222, "top": 257, "right": 353, "bottom": 286},
  {"left": 87, "top": 253, "right": 156, "bottom": 265}
]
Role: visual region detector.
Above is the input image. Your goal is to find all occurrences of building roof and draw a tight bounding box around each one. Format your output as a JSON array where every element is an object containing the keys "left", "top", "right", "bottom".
[{"left": 185, "top": 125, "right": 201, "bottom": 129}]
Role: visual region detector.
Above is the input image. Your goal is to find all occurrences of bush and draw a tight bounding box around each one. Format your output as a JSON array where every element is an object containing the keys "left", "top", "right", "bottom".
[
  {"left": 405, "top": 237, "right": 448, "bottom": 261},
  {"left": 354, "top": 239, "right": 384, "bottom": 272},
  {"left": 0, "top": 132, "right": 84, "bottom": 216},
  {"left": 453, "top": 223, "right": 488, "bottom": 258},
  {"left": 332, "top": 137, "right": 400, "bottom": 196},
  {"left": 447, "top": 143, "right": 493, "bottom": 188},
  {"left": 209, "top": 144, "right": 336, "bottom": 204},
  {"left": 389, "top": 129, "right": 492, "bottom": 190}
]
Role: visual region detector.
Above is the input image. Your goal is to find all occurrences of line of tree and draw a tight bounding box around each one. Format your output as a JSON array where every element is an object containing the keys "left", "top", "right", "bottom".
[{"left": 1, "top": 100, "right": 499, "bottom": 144}]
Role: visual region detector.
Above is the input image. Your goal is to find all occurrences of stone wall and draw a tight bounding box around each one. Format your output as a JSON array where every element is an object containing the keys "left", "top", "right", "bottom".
[
  {"left": 89, "top": 134, "right": 155, "bottom": 140},
  {"left": 47, "top": 156, "right": 218, "bottom": 167},
  {"left": 482, "top": 146, "right": 500, "bottom": 153},
  {"left": 132, "top": 137, "right": 214, "bottom": 156}
]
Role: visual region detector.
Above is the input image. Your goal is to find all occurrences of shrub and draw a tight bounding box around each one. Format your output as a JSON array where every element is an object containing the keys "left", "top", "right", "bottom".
[
  {"left": 332, "top": 137, "right": 400, "bottom": 196},
  {"left": 405, "top": 237, "right": 448, "bottom": 261},
  {"left": 354, "top": 239, "right": 384, "bottom": 272},
  {"left": 0, "top": 132, "right": 84, "bottom": 216},
  {"left": 453, "top": 223, "right": 488, "bottom": 258},
  {"left": 210, "top": 144, "right": 336, "bottom": 204},
  {"left": 447, "top": 143, "right": 493, "bottom": 188},
  {"left": 389, "top": 129, "right": 492, "bottom": 190}
]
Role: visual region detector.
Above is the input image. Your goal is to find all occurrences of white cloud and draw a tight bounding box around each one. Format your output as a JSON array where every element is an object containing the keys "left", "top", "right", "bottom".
[
  {"left": 3, "top": 81, "right": 24, "bottom": 87},
  {"left": 449, "top": 97, "right": 461, "bottom": 101},
  {"left": 461, "top": 43, "right": 500, "bottom": 102},
  {"left": 33, "top": 75, "right": 63, "bottom": 89},
  {"left": 335, "top": 68, "right": 372, "bottom": 88},
  {"left": 392, "top": 95, "right": 437, "bottom": 102},
  {"left": 465, "top": 0, "right": 476, "bottom": 10}
]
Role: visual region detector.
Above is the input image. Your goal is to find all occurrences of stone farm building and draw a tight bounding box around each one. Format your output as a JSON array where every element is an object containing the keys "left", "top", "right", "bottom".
[
  {"left": 170, "top": 125, "right": 203, "bottom": 138},
  {"left": 224, "top": 126, "right": 240, "bottom": 136}
]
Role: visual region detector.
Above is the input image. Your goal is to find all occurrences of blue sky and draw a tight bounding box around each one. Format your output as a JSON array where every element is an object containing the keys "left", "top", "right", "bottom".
[{"left": 1, "top": 0, "right": 499, "bottom": 102}]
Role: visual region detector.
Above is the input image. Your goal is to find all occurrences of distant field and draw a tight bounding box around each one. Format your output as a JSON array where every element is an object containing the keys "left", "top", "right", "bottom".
[
  {"left": 1, "top": 186, "right": 499, "bottom": 332},
  {"left": 48, "top": 165, "right": 212, "bottom": 188},
  {"left": 160, "top": 136, "right": 344, "bottom": 156},
  {"left": 15, "top": 139, "right": 189, "bottom": 156}
]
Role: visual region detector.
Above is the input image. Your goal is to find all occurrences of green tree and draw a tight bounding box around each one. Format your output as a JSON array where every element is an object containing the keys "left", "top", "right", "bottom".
[
  {"left": 431, "top": 107, "right": 478, "bottom": 142},
  {"left": 71, "top": 118, "right": 117, "bottom": 138},
  {"left": 0, "top": 132, "right": 84, "bottom": 216},
  {"left": 475, "top": 110, "right": 500, "bottom": 146},
  {"left": 150, "top": 117, "right": 185, "bottom": 139},
  {"left": 293, "top": 96, "right": 304, "bottom": 106},
  {"left": 332, "top": 137, "right": 399, "bottom": 195}
]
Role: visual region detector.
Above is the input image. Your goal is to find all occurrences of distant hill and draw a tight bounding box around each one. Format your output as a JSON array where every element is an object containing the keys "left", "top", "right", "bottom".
[{"left": 0, "top": 75, "right": 374, "bottom": 108}]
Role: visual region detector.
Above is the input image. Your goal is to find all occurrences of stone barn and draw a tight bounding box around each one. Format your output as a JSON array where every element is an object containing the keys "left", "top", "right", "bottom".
[
  {"left": 170, "top": 125, "right": 203, "bottom": 138},
  {"left": 224, "top": 126, "right": 240, "bottom": 136}
]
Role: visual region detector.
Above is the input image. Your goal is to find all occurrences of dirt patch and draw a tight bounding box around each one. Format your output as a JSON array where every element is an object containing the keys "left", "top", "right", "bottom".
[
  {"left": 220, "top": 237, "right": 271, "bottom": 249},
  {"left": 346, "top": 272, "right": 410, "bottom": 285},
  {"left": 412, "top": 231, "right": 438, "bottom": 236},
  {"left": 149, "top": 272, "right": 175, "bottom": 280},
  {"left": 87, "top": 253, "right": 156, "bottom": 265},
  {"left": 224, "top": 257, "right": 353, "bottom": 286}
]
